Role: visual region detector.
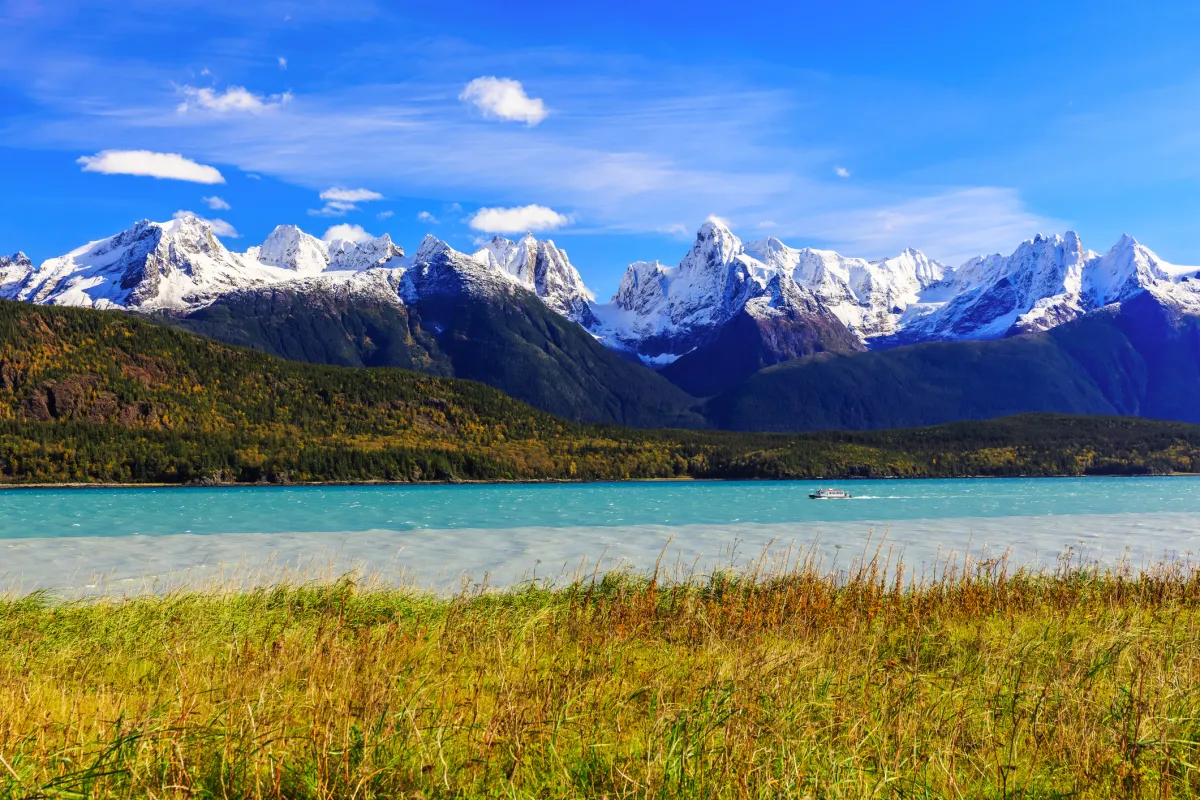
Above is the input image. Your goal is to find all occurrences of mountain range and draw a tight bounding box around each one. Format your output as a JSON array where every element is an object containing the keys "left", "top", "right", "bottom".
[{"left": 2, "top": 215, "right": 1199, "bottom": 431}]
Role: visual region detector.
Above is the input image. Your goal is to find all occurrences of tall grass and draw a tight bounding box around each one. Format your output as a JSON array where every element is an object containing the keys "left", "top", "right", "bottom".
[{"left": 4, "top": 548, "right": 1200, "bottom": 798}]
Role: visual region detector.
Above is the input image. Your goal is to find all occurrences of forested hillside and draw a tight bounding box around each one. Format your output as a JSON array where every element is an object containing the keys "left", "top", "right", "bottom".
[
  {"left": 3, "top": 300, "right": 1200, "bottom": 484},
  {"left": 166, "top": 284, "right": 703, "bottom": 428},
  {"left": 705, "top": 293, "right": 1200, "bottom": 431}
]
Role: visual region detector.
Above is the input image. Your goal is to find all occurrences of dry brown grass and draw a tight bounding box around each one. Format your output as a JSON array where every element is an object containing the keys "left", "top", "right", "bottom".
[{"left": 4, "top": 549, "right": 1200, "bottom": 798}]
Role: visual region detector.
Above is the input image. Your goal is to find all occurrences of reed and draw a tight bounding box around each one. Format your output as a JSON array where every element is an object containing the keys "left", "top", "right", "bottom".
[{"left": 4, "top": 547, "right": 1200, "bottom": 798}]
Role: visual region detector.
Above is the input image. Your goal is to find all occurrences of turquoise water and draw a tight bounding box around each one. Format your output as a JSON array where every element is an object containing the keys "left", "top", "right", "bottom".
[
  {"left": 5, "top": 477, "right": 1200, "bottom": 539},
  {"left": 4, "top": 478, "right": 1200, "bottom": 594}
]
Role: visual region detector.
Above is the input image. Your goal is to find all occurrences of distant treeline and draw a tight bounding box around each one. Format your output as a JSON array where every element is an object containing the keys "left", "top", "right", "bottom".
[{"left": 2, "top": 300, "right": 1200, "bottom": 484}]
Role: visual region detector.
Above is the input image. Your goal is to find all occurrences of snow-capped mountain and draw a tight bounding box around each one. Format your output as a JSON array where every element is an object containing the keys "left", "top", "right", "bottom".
[
  {"left": 0, "top": 216, "right": 414, "bottom": 312},
  {"left": 890, "top": 232, "right": 1200, "bottom": 344},
  {"left": 326, "top": 232, "right": 406, "bottom": 271},
  {"left": 742, "top": 239, "right": 946, "bottom": 337},
  {"left": 590, "top": 219, "right": 947, "bottom": 363},
  {"left": 0, "top": 252, "right": 31, "bottom": 297},
  {"left": 588, "top": 219, "right": 1200, "bottom": 362},
  {"left": 0, "top": 217, "right": 598, "bottom": 325},
  {"left": 4, "top": 215, "right": 1199, "bottom": 380},
  {"left": 471, "top": 234, "right": 595, "bottom": 323}
]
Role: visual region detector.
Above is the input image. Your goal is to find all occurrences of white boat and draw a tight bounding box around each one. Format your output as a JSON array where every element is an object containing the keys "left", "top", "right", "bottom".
[{"left": 809, "top": 488, "right": 852, "bottom": 500}]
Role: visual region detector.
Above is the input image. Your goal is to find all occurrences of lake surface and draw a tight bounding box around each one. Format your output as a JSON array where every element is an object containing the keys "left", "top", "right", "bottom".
[{"left": 3, "top": 478, "right": 1200, "bottom": 595}]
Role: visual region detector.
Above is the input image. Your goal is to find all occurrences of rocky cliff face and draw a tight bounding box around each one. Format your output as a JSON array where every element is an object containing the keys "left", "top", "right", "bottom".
[{"left": 471, "top": 234, "right": 595, "bottom": 324}]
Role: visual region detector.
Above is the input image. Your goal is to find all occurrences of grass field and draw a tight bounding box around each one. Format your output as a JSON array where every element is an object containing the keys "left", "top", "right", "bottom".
[{"left": 4, "top": 551, "right": 1200, "bottom": 798}]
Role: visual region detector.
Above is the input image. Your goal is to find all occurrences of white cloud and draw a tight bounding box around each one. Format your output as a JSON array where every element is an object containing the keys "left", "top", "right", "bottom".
[
  {"left": 446, "top": 203, "right": 463, "bottom": 213},
  {"left": 309, "top": 187, "right": 384, "bottom": 217},
  {"left": 308, "top": 202, "right": 354, "bottom": 217},
  {"left": 416, "top": 210, "right": 439, "bottom": 224},
  {"left": 376, "top": 210, "right": 394, "bottom": 220},
  {"left": 77, "top": 150, "right": 224, "bottom": 183},
  {"left": 177, "top": 85, "right": 292, "bottom": 114},
  {"left": 756, "top": 220, "right": 778, "bottom": 229},
  {"left": 459, "top": 77, "right": 547, "bottom": 125},
  {"left": 705, "top": 214, "right": 732, "bottom": 229},
  {"left": 37, "top": 53, "right": 1064, "bottom": 293},
  {"left": 469, "top": 204, "right": 570, "bottom": 233},
  {"left": 322, "top": 223, "right": 373, "bottom": 243},
  {"left": 835, "top": 166, "right": 851, "bottom": 178},
  {"left": 320, "top": 187, "right": 383, "bottom": 202},
  {"left": 202, "top": 195, "right": 231, "bottom": 210},
  {"left": 173, "top": 210, "right": 239, "bottom": 238},
  {"left": 277, "top": 57, "right": 288, "bottom": 70}
]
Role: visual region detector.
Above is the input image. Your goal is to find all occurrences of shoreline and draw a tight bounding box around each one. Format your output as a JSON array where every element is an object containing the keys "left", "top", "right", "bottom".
[
  {"left": 7, "top": 511, "right": 1200, "bottom": 597},
  {"left": 1, "top": 472, "right": 1198, "bottom": 490}
]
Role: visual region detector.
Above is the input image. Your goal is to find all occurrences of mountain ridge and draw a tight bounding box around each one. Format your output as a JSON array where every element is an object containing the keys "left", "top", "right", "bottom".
[
  {"left": 7, "top": 216, "right": 1197, "bottom": 359},
  {"left": 5, "top": 215, "right": 1200, "bottom": 430}
]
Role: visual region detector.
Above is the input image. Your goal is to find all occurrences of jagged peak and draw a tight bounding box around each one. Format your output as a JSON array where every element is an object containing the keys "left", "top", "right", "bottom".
[
  {"left": 257, "top": 224, "right": 328, "bottom": 274},
  {"left": 261, "top": 223, "right": 321, "bottom": 246},
  {"left": 1109, "top": 232, "right": 1141, "bottom": 251},
  {"left": 681, "top": 218, "right": 742, "bottom": 274},
  {"left": 414, "top": 234, "right": 453, "bottom": 263}
]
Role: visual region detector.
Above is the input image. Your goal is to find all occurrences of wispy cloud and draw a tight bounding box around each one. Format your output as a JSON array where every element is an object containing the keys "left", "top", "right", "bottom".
[
  {"left": 78, "top": 150, "right": 224, "bottom": 183},
  {"left": 469, "top": 205, "right": 570, "bottom": 233},
  {"left": 417, "top": 210, "right": 439, "bottom": 224},
  {"left": 277, "top": 57, "right": 288, "bottom": 71},
  {"left": 460, "top": 77, "right": 547, "bottom": 125},
  {"left": 808, "top": 187, "right": 1062, "bottom": 266},
  {"left": 320, "top": 187, "right": 383, "bottom": 203},
  {"left": 308, "top": 201, "right": 355, "bottom": 217},
  {"left": 177, "top": 85, "right": 291, "bottom": 114},
  {"left": 377, "top": 210, "right": 394, "bottom": 220},
  {"left": 19, "top": 45, "right": 1063, "bottom": 269},
  {"left": 202, "top": 195, "right": 231, "bottom": 210},
  {"left": 309, "top": 186, "right": 383, "bottom": 216},
  {"left": 835, "top": 166, "right": 850, "bottom": 178}
]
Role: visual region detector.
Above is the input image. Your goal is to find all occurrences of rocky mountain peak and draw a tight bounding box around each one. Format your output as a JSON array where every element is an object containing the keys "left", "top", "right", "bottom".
[
  {"left": 326, "top": 232, "right": 405, "bottom": 271},
  {"left": 680, "top": 219, "right": 742, "bottom": 278},
  {"left": 0, "top": 251, "right": 33, "bottom": 298},
  {"left": 413, "top": 235, "right": 452, "bottom": 263},
  {"left": 257, "top": 225, "right": 329, "bottom": 275},
  {"left": 0, "top": 251, "right": 31, "bottom": 269}
]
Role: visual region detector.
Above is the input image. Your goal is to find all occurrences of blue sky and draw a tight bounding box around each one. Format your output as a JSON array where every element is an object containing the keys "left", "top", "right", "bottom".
[{"left": 2, "top": 0, "right": 1199, "bottom": 296}]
